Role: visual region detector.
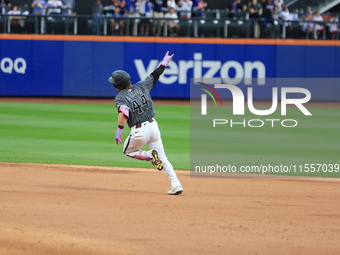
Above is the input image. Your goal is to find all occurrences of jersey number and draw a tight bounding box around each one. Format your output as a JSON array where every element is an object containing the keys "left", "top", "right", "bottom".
[{"left": 132, "top": 95, "right": 149, "bottom": 114}]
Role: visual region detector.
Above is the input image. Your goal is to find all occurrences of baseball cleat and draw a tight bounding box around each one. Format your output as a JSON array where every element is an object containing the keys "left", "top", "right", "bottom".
[
  {"left": 151, "top": 150, "right": 163, "bottom": 171},
  {"left": 168, "top": 186, "right": 183, "bottom": 195}
]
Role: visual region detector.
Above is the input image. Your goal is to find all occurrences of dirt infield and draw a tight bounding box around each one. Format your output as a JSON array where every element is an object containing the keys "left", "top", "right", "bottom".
[{"left": 1, "top": 162, "right": 340, "bottom": 255}]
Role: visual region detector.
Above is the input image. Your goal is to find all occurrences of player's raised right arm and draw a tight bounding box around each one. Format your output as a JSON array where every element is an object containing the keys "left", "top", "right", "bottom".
[{"left": 150, "top": 51, "right": 174, "bottom": 85}]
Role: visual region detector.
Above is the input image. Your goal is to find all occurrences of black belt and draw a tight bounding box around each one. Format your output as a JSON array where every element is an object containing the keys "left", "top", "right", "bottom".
[{"left": 135, "top": 118, "right": 154, "bottom": 128}]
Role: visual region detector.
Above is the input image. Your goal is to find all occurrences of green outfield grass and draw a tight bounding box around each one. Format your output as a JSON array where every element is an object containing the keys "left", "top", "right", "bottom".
[
  {"left": 0, "top": 102, "right": 190, "bottom": 169},
  {"left": 0, "top": 101, "right": 339, "bottom": 177}
]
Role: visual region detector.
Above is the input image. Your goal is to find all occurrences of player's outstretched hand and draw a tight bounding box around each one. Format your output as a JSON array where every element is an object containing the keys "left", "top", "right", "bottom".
[
  {"left": 161, "top": 51, "right": 174, "bottom": 67},
  {"left": 115, "top": 128, "right": 123, "bottom": 145}
]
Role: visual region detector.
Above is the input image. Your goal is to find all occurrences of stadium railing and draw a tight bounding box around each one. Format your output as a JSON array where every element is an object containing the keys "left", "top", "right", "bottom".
[{"left": 0, "top": 11, "right": 339, "bottom": 40}]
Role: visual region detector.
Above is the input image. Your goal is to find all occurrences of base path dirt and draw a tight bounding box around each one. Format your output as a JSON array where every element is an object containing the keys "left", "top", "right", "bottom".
[{"left": 1, "top": 162, "right": 339, "bottom": 255}]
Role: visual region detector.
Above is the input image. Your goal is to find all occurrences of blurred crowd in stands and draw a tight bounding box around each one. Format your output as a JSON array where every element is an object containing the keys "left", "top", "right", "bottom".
[
  {"left": 0, "top": 0, "right": 339, "bottom": 39},
  {"left": 91, "top": 0, "right": 209, "bottom": 36},
  {"left": 1, "top": 0, "right": 75, "bottom": 16},
  {"left": 228, "top": 0, "right": 339, "bottom": 39}
]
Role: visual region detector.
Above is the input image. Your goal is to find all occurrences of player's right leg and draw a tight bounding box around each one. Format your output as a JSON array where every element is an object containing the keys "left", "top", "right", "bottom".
[{"left": 123, "top": 127, "right": 156, "bottom": 163}]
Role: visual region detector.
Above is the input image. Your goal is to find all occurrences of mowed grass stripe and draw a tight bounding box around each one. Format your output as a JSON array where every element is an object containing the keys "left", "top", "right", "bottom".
[
  {"left": 0, "top": 102, "right": 339, "bottom": 175},
  {"left": 0, "top": 102, "right": 190, "bottom": 169}
]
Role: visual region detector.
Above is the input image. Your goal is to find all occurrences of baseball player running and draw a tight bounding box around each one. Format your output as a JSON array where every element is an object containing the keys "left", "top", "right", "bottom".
[{"left": 109, "top": 51, "right": 183, "bottom": 195}]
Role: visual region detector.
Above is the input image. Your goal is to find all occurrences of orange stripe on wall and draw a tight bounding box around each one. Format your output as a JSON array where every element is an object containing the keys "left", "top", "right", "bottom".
[{"left": 0, "top": 34, "right": 339, "bottom": 46}]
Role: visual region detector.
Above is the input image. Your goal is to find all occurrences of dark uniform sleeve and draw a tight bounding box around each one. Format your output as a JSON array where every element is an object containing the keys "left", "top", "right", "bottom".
[
  {"left": 138, "top": 65, "right": 166, "bottom": 92},
  {"left": 150, "top": 65, "right": 166, "bottom": 86},
  {"left": 114, "top": 95, "right": 121, "bottom": 108},
  {"left": 114, "top": 94, "right": 123, "bottom": 113}
]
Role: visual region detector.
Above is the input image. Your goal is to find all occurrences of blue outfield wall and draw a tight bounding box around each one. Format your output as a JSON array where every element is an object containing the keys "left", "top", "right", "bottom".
[{"left": 0, "top": 37, "right": 339, "bottom": 100}]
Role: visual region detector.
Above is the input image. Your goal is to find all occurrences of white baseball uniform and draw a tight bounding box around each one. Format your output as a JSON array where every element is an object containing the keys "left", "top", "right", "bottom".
[{"left": 111, "top": 53, "right": 183, "bottom": 195}]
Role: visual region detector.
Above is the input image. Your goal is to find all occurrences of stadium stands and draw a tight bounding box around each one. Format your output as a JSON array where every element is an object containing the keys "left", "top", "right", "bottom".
[{"left": 0, "top": 2, "right": 339, "bottom": 39}]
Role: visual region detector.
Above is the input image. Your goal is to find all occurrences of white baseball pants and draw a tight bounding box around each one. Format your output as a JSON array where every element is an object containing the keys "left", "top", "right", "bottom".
[{"left": 123, "top": 119, "right": 182, "bottom": 189}]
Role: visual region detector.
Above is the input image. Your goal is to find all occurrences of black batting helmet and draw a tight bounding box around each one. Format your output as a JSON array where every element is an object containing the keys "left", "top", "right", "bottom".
[{"left": 108, "top": 70, "right": 131, "bottom": 89}]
